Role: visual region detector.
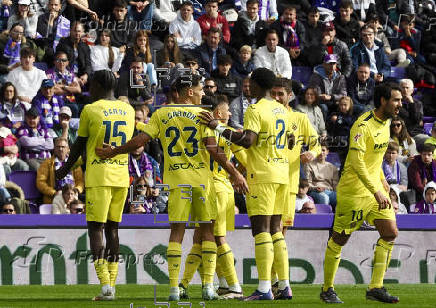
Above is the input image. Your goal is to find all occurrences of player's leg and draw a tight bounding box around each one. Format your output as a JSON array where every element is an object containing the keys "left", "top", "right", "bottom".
[
  {"left": 88, "top": 221, "right": 110, "bottom": 289},
  {"left": 179, "top": 227, "right": 202, "bottom": 298},
  {"left": 366, "top": 218, "right": 399, "bottom": 303}
]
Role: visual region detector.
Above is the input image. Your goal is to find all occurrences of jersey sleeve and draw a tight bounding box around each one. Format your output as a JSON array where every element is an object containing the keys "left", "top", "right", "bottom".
[
  {"left": 349, "top": 123, "right": 367, "bottom": 153},
  {"left": 77, "top": 106, "right": 89, "bottom": 137},
  {"left": 140, "top": 112, "right": 160, "bottom": 139},
  {"left": 243, "top": 105, "right": 261, "bottom": 134},
  {"left": 302, "top": 115, "right": 321, "bottom": 157}
]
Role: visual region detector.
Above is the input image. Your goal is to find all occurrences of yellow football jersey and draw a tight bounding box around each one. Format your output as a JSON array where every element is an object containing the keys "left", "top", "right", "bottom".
[
  {"left": 211, "top": 128, "right": 247, "bottom": 193},
  {"left": 139, "top": 105, "right": 215, "bottom": 189},
  {"left": 337, "top": 110, "right": 389, "bottom": 198},
  {"left": 78, "top": 99, "right": 135, "bottom": 188},
  {"left": 243, "top": 97, "right": 290, "bottom": 184},
  {"left": 288, "top": 109, "right": 321, "bottom": 194}
]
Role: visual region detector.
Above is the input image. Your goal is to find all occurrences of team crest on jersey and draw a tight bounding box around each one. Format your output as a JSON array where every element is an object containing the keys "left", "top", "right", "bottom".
[
  {"left": 353, "top": 133, "right": 362, "bottom": 142},
  {"left": 292, "top": 123, "right": 297, "bottom": 131}
]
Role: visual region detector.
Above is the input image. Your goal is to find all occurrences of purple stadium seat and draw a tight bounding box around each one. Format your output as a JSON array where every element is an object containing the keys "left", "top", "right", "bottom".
[
  {"left": 39, "top": 204, "right": 52, "bottom": 214},
  {"left": 424, "top": 122, "right": 433, "bottom": 135},
  {"left": 315, "top": 204, "right": 333, "bottom": 213},
  {"left": 326, "top": 152, "right": 341, "bottom": 170},
  {"left": 292, "top": 66, "right": 313, "bottom": 86},
  {"left": 8, "top": 171, "right": 41, "bottom": 201},
  {"left": 390, "top": 67, "right": 407, "bottom": 79}
]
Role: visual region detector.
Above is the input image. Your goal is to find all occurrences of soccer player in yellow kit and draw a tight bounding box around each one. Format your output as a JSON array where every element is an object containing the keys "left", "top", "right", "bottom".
[
  {"left": 179, "top": 95, "right": 246, "bottom": 300},
  {"left": 96, "top": 74, "right": 248, "bottom": 301},
  {"left": 320, "top": 83, "right": 402, "bottom": 304},
  {"left": 56, "top": 70, "right": 135, "bottom": 301},
  {"left": 270, "top": 78, "right": 321, "bottom": 297},
  {"left": 200, "top": 68, "right": 293, "bottom": 301}
]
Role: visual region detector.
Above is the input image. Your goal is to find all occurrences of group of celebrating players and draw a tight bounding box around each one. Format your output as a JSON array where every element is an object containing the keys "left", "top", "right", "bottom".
[{"left": 56, "top": 67, "right": 402, "bottom": 304}]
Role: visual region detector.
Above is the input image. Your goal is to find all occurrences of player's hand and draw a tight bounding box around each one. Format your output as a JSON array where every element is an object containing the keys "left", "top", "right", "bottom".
[
  {"left": 374, "top": 190, "right": 391, "bottom": 211},
  {"left": 198, "top": 111, "right": 219, "bottom": 129},
  {"left": 95, "top": 143, "right": 116, "bottom": 159},
  {"left": 231, "top": 172, "right": 249, "bottom": 194},
  {"left": 300, "top": 151, "right": 315, "bottom": 164}
]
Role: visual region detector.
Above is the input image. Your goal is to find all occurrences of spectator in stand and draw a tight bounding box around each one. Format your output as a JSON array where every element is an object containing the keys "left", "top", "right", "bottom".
[
  {"left": 304, "top": 143, "right": 339, "bottom": 208},
  {"left": 230, "top": 0, "right": 268, "bottom": 51},
  {"left": 1, "top": 202, "right": 16, "bottom": 214},
  {"left": 350, "top": 25, "right": 391, "bottom": 83},
  {"left": 398, "top": 78, "right": 427, "bottom": 145},
  {"left": 295, "top": 179, "right": 315, "bottom": 212},
  {"left": 51, "top": 183, "right": 78, "bottom": 214},
  {"left": 0, "top": 125, "right": 29, "bottom": 177},
  {"left": 203, "top": 77, "right": 217, "bottom": 96},
  {"left": 240, "top": 0, "right": 278, "bottom": 22},
  {"left": 32, "top": 79, "right": 64, "bottom": 132},
  {"left": 308, "top": 54, "right": 347, "bottom": 116},
  {"left": 304, "top": 21, "right": 353, "bottom": 78},
  {"left": 156, "top": 34, "right": 185, "bottom": 68},
  {"left": 253, "top": 29, "right": 292, "bottom": 79},
  {"left": 120, "top": 30, "right": 157, "bottom": 86},
  {"left": 390, "top": 116, "right": 418, "bottom": 165},
  {"left": 90, "top": 29, "right": 125, "bottom": 74},
  {"left": 16, "top": 106, "right": 53, "bottom": 171},
  {"left": 6, "top": 47, "right": 46, "bottom": 103},
  {"left": 347, "top": 63, "right": 375, "bottom": 115},
  {"left": 128, "top": 144, "right": 153, "bottom": 181},
  {"left": 128, "top": 0, "right": 153, "bottom": 31},
  {"left": 389, "top": 184, "right": 408, "bottom": 214},
  {"left": 295, "top": 87, "right": 326, "bottom": 137},
  {"left": 193, "top": 27, "right": 226, "bottom": 77},
  {"left": 367, "top": 14, "right": 410, "bottom": 68},
  {"left": 211, "top": 55, "right": 242, "bottom": 102},
  {"left": 333, "top": 0, "right": 361, "bottom": 48},
  {"left": 351, "top": 0, "right": 376, "bottom": 25},
  {"left": 169, "top": 1, "right": 202, "bottom": 51},
  {"left": 408, "top": 143, "right": 436, "bottom": 201},
  {"left": 413, "top": 181, "right": 436, "bottom": 213},
  {"left": 0, "top": 82, "right": 30, "bottom": 133},
  {"left": 36, "top": 137, "right": 83, "bottom": 204},
  {"left": 46, "top": 50, "right": 81, "bottom": 118},
  {"left": 424, "top": 122, "right": 436, "bottom": 159},
  {"left": 52, "top": 106, "right": 77, "bottom": 146},
  {"left": 36, "top": 0, "right": 70, "bottom": 51},
  {"left": 117, "top": 57, "right": 152, "bottom": 104},
  {"left": 302, "top": 6, "right": 323, "bottom": 51},
  {"left": 197, "top": 0, "right": 230, "bottom": 44},
  {"left": 0, "top": 0, "right": 11, "bottom": 32},
  {"left": 69, "top": 199, "right": 85, "bottom": 214},
  {"left": 231, "top": 45, "right": 255, "bottom": 79},
  {"left": 152, "top": 0, "right": 177, "bottom": 23},
  {"left": 383, "top": 141, "right": 408, "bottom": 190},
  {"left": 391, "top": 14, "right": 425, "bottom": 64},
  {"left": 103, "top": 0, "right": 137, "bottom": 48},
  {"left": 376, "top": 0, "right": 412, "bottom": 37},
  {"left": 269, "top": 5, "right": 306, "bottom": 65},
  {"left": 229, "top": 77, "right": 256, "bottom": 130},
  {"left": 64, "top": 0, "right": 99, "bottom": 23},
  {"left": 299, "top": 202, "right": 317, "bottom": 214},
  {"left": 7, "top": 0, "right": 37, "bottom": 38},
  {"left": 56, "top": 21, "right": 91, "bottom": 89}
]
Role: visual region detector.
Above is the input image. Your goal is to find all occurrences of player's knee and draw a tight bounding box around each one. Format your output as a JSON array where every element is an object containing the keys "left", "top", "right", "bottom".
[
  {"left": 215, "top": 236, "right": 226, "bottom": 246},
  {"left": 332, "top": 231, "right": 350, "bottom": 246},
  {"left": 381, "top": 228, "right": 398, "bottom": 242}
]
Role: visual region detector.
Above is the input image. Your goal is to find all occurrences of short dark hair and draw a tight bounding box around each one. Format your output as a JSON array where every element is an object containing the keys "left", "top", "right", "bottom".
[
  {"left": 92, "top": 70, "right": 118, "bottom": 90},
  {"left": 246, "top": 0, "right": 259, "bottom": 6},
  {"left": 308, "top": 6, "right": 319, "bottom": 15},
  {"left": 10, "top": 22, "right": 24, "bottom": 32},
  {"left": 387, "top": 141, "right": 400, "bottom": 152},
  {"left": 374, "top": 83, "right": 402, "bottom": 108},
  {"left": 358, "top": 63, "right": 370, "bottom": 69},
  {"left": 205, "top": 0, "right": 219, "bottom": 4},
  {"left": 208, "top": 27, "right": 222, "bottom": 36},
  {"left": 204, "top": 77, "right": 215, "bottom": 84},
  {"left": 174, "top": 73, "right": 202, "bottom": 94},
  {"left": 180, "top": 1, "right": 193, "bottom": 9},
  {"left": 283, "top": 5, "right": 296, "bottom": 13},
  {"left": 266, "top": 28, "right": 279, "bottom": 38},
  {"left": 340, "top": 0, "right": 353, "bottom": 9},
  {"left": 250, "top": 68, "right": 276, "bottom": 90},
  {"left": 54, "top": 49, "right": 68, "bottom": 59},
  {"left": 20, "top": 47, "right": 35, "bottom": 58},
  {"left": 273, "top": 78, "right": 293, "bottom": 94},
  {"left": 131, "top": 56, "right": 145, "bottom": 64},
  {"left": 217, "top": 54, "right": 233, "bottom": 66},
  {"left": 421, "top": 143, "right": 435, "bottom": 154},
  {"left": 299, "top": 179, "right": 309, "bottom": 188},
  {"left": 113, "top": 0, "right": 127, "bottom": 8},
  {"left": 361, "top": 24, "right": 375, "bottom": 33}
]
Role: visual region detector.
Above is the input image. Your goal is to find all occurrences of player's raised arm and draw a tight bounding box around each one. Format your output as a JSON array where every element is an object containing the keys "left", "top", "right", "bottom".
[{"left": 95, "top": 132, "right": 151, "bottom": 159}]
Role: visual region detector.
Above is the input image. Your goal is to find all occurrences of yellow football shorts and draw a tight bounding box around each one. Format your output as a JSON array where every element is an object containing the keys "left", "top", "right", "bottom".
[
  {"left": 333, "top": 193, "right": 396, "bottom": 235},
  {"left": 86, "top": 186, "right": 129, "bottom": 223},
  {"left": 168, "top": 185, "right": 217, "bottom": 222},
  {"left": 282, "top": 192, "right": 297, "bottom": 227},
  {"left": 246, "top": 183, "right": 289, "bottom": 216},
  {"left": 213, "top": 190, "right": 235, "bottom": 236}
]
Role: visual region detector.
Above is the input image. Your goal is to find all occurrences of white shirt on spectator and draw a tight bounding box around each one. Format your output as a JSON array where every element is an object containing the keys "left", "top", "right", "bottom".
[
  {"left": 154, "top": 0, "right": 177, "bottom": 23},
  {"left": 364, "top": 44, "right": 379, "bottom": 74},
  {"left": 253, "top": 45, "right": 292, "bottom": 79},
  {"left": 90, "top": 45, "right": 125, "bottom": 73},
  {"left": 296, "top": 195, "right": 313, "bottom": 212},
  {"left": 6, "top": 66, "right": 47, "bottom": 99},
  {"left": 169, "top": 10, "right": 202, "bottom": 49}
]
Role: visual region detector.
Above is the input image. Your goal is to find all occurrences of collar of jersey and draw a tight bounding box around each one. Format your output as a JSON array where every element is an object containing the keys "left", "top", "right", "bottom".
[{"left": 371, "top": 110, "right": 387, "bottom": 125}]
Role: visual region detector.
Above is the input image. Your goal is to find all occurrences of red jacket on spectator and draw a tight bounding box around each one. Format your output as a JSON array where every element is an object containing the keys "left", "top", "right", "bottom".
[
  {"left": 408, "top": 155, "right": 436, "bottom": 200},
  {"left": 197, "top": 14, "right": 230, "bottom": 43}
]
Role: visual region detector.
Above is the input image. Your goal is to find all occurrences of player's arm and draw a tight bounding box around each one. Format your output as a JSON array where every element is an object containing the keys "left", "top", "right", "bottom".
[
  {"left": 55, "top": 136, "right": 87, "bottom": 180},
  {"left": 381, "top": 168, "right": 390, "bottom": 193},
  {"left": 199, "top": 111, "right": 256, "bottom": 148},
  {"left": 300, "top": 116, "right": 321, "bottom": 164},
  {"left": 95, "top": 132, "right": 151, "bottom": 159},
  {"left": 204, "top": 136, "right": 249, "bottom": 194}
]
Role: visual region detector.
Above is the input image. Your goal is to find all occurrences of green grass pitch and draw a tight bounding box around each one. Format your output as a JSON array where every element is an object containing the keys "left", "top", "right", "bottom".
[{"left": 0, "top": 284, "right": 435, "bottom": 308}]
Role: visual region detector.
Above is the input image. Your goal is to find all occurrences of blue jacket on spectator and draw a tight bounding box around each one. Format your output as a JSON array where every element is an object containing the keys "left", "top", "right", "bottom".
[
  {"left": 193, "top": 43, "right": 226, "bottom": 77},
  {"left": 350, "top": 39, "right": 391, "bottom": 78}
]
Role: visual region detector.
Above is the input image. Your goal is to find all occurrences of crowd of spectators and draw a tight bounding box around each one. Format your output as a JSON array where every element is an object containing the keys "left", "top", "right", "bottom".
[{"left": 0, "top": 0, "right": 436, "bottom": 216}]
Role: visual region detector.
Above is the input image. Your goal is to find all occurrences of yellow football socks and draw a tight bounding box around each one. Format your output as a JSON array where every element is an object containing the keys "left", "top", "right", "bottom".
[
  {"left": 272, "top": 232, "right": 289, "bottom": 289},
  {"left": 167, "top": 242, "right": 182, "bottom": 288},
  {"left": 217, "top": 243, "right": 239, "bottom": 287},
  {"left": 201, "top": 241, "right": 217, "bottom": 285},
  {"left": 369, "top": 238, "right": 394, "bottom": 289},
  {"left": 254, "top": 232, "right": 274, "bottom": 282},
  {"left": 323, "top": 238, "right": 342, "bottom": 292},
  {"left": 107, "top": 261, "right": 118, "bottom": 287},
  {"left": 180, "top": 243, "right": 202, "bottom": 288},
  {"left": 94, "top": 259, "right": 110, "bottom": 286}
]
